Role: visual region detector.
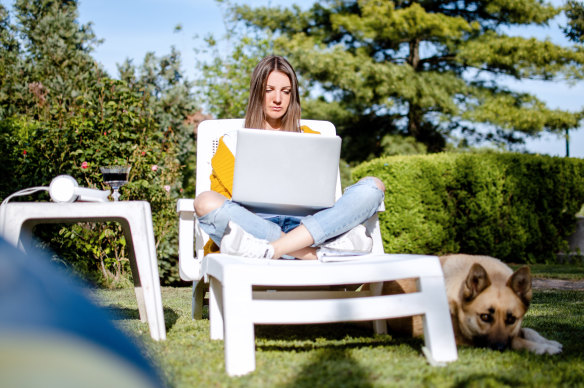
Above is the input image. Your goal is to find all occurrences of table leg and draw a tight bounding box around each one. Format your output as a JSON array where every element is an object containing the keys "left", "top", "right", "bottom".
[
  {"left": 123, "top": 204, "right": 166, "bottom": 341},
  {"left": 120, "top": 218, "right": 148, "bottom": 323},
  {"left": 0, "top": 208, "right": 34, "bottom": 252}
]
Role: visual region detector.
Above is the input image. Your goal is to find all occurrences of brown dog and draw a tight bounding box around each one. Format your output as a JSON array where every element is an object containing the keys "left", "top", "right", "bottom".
[{"left": 383, "top": 254, "right": 562, "bottom": 354}]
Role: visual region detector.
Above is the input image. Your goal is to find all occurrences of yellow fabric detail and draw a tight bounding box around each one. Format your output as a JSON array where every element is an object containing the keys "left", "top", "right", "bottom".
[
  {"left": 300, "top": 125, "right": 320, "bottom": 134},
  {"left": 209, "top": 137, "right": 235, "bottom": 199},
  {"left": 204, "top": 239, "right": 220, "bottom": 255}
]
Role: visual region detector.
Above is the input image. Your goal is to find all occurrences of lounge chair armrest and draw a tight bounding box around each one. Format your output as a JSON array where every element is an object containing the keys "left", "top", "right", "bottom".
[
  {"left": 177, "top": 199, "right": 202, "bottom": 281},
  {"left": 177, "top": 198, "right": 195, "bottom": 213}
]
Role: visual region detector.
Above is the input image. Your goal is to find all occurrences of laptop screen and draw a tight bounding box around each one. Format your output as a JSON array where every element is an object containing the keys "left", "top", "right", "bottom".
[{"left": 232, "top": 128, "right": 341, "bottom": 216}]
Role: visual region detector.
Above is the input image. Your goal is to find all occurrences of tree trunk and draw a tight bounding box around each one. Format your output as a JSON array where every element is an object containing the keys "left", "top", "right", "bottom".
[
  {"left": 407, "top": 101, "right": 423, "bottom": 139},
  {"left": 408, "top": 38, "right": 420, "bottom": 69},
  {"left": 407, "top": 38, "right": 421, "bottom": 139}
]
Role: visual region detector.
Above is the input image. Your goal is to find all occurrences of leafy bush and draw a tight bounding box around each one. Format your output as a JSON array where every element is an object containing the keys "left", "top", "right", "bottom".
[
  {"left": 353, "top": 153, "right": 584, "bottom": 263},
  {"left": 1, "top": 78, "right": 183, "bottom": 287},
  {"left": 0, "top": 1, "right": 198, "bottom": 287}
]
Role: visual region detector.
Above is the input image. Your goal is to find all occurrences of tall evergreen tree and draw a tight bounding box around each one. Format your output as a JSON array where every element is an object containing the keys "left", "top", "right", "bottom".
[
  {"left": 194, "top": 33, "right": 273, "bottom": 120},
  {"left": 118, "top": 47, "right": 199, "bottom": 197},
  {"left": 13, "top": 0, "right": 102, "bottom": 109},
  {"left": 564, "top": 0, "right": 584, "bottom": 43},
  {"left": 0, "top": 3, "right": 25, "bottom": 117},
  {"left": 118, "top": 47, "right": 198, "bottom": 162},
  {"left": 229, "top": 0, "right": 584, "bottom": 160}
]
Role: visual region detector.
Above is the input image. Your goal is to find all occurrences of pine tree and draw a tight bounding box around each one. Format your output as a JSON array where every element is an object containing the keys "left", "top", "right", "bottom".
[
  {"left": 117, "top": 47, "right": 199, "bottom": 196},
  {"left": 564, "top": 0, "right": 584, "bottom": 43},
  {"left": 230, "top": 0, "right": 584, "bottom": 160},
  {"left": 118, "top": 47, "right": 198, "bottom": 161},
  {"left": 12, "top": 0, "right": 102, "bottom": 109},
  {"left": 0, "top": 4, "right": 25, "bottom": 117}
]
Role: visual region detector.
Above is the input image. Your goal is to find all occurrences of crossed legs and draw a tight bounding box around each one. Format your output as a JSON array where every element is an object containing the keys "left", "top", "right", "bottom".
[
  {"left": 194, "top": 177, "right": 385, "bottom": 260},
  {"left": 194, "top": 191, "right": 317, "bottom": 259}
]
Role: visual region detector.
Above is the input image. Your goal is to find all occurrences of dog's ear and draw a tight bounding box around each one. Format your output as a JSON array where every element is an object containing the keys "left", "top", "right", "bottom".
[
  {"left": 508, "top": 266, "right": 532, "bottom": 307},
  {"left": 463, "top": 263, "right": 491, "bottom": 302}
]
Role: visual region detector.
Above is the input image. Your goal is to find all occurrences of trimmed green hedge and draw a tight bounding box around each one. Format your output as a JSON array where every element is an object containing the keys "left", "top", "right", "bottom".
[{"left": 352, "top": 153, "right": 584, "bottom": 263}]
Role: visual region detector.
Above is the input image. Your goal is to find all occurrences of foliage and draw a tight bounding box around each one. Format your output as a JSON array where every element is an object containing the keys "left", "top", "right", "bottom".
[
  {"left": 353, "top": 152, "right": 584, "bottom": 263},
  {"left": 2, "top": 76, "right": 183, "bottom": 287},
  {"left": 96, "top": 285, "right": 584, "bottom": 387},
  {"left": 227, "top": 0, "right": 584, "bottom": 161},
  {"left": 10, "top": 0, "right": 101, "bottom": 113},
  {"left": 194, "top": 32, "right": 273, "bottom": 119},
  {"left": 117, "top": 47, "right": 197, "bottom": 167},
  {"left": 117, "top": 47, "right": 198, "bottom": 199},
  {"left": 564, "top": 0, "right": 584, "bottom": 44},
  {"left": 0, "top": 0, "right": 188, "bottom": 287},
  {"left": 0, "top": 3, "right": 24, "bottom": 117},
  {"left": 380, "top": 133, "right": 427, "bottom": 156}
]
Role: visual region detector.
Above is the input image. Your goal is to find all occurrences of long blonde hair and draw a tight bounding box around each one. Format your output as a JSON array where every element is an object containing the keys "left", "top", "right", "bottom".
[{"left": 244, "top": 55, "right": 301, "bottom": 132}]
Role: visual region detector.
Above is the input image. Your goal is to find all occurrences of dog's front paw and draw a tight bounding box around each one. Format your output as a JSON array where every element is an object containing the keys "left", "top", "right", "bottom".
[
  {"left": 544, "top": 338, "right": 563, "bottom": 352},
  {"left": 533, "top": 340, "right": 563, "bottom": 355},
  {"left": 521, "top": 328, "right": 563, "bottom": 355}
]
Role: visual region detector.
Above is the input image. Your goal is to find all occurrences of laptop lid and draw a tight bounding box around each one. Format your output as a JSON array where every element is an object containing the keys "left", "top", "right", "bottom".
[{"left": 232, "top": 128, "right": 342, "bottom": 216}]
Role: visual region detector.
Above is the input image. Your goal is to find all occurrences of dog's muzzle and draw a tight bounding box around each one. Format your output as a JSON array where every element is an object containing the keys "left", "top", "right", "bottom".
[{"left": 474, "top": 335, "right": 510, "bottom": 352}]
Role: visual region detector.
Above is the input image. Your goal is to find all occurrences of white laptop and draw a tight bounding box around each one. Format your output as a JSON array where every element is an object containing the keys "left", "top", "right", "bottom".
[{"left": 232, "top": 128, "right": 342, "bottom": 216}]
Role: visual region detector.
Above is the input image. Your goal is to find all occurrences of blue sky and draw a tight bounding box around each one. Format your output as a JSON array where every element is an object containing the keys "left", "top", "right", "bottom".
[{"left": 73, "top": 1, "right": 584, "bottom": 157}]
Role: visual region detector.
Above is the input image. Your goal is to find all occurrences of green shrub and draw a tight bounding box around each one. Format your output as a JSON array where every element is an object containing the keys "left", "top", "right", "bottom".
[
  {"left": 0, "top": 2, "right": 196, "bottom": 287},
  {"left": 1, "top": 78, "right": 182, "bottom": 287},
  {"left": 352, "top": 153, "right": 584, "bottom": 263}
]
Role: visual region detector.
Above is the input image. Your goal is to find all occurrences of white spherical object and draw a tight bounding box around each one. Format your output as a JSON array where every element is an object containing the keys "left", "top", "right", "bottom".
[{"left": 49, "top": 175, "right": 79, "bottom": 203}]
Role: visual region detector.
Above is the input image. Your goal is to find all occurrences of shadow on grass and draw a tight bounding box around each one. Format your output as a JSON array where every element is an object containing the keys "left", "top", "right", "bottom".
[
  {"left": 255, "top": 322, "right": 423, "bottom": 353},
  {"left": 284, "top": 348, "right": 374, "bottom": 388},
  {"left": 163, "top": 307, "right": 180, "bottom": 331},
  {"left": 454, "top": 373, "right": 521, "bottom": 387},
  {"left": 527, "top": 290, "right": 584, "bottom": 354},
  {"left": 103, "top": 305, "right": 140, "bottom": 320},
  {"left": 103, "top": 305, "right": 180, "bottom": 331}
]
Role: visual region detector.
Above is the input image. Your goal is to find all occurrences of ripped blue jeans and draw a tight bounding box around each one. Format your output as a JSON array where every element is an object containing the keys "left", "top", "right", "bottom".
[{"left": 197, "top": 177, "right": 384, "bottom": 246}]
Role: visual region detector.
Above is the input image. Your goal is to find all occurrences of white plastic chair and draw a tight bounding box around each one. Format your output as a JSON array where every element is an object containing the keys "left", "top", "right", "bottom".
[{"left": 177, "top": 119, "right": 457, "bottom": 375}]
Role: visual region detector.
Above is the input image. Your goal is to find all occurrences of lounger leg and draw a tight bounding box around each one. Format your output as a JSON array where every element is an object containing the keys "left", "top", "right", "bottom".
[
  {"left": 369, "top": 282, "right": 388, "bottom": 334},
  {"left": 418, "top": 276, "right": 458, "bottom": 365},
  {"left": 222, "top": 280, "right": 255, "bottom": 376},
  {"left": 193, "top": 280, "right": 205, "bottom": 320},
  {"left": 209, "top": 277, "right": 224, "bottom": 340}
]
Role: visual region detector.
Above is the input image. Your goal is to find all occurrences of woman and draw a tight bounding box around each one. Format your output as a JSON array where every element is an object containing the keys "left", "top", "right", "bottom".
[{"left": 194, "top": 55, "right": 385, "bottom": 260}]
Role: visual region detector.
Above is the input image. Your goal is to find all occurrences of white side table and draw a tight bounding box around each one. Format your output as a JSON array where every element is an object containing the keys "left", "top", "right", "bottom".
[{"left": 0, "top": 201, "right": 166, "bottom": 341}]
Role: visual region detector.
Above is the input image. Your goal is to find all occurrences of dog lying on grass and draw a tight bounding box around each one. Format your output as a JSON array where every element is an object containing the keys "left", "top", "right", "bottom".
[{"left": 383, "top": 254, "right": 563, "bottom": 354}]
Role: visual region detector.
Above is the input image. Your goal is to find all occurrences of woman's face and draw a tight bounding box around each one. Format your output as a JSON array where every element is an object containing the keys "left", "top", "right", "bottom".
[{"left": 263, "top": 70, "right": 291, "bottom": 130}]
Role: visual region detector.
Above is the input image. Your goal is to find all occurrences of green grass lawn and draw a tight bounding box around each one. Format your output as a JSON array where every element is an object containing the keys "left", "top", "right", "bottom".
[
  {"left": 93, "top": 266, "right": 584, "bottom": 387},
  {"left": 520, "top": 263, "right": 584, "bottom": 280}
]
